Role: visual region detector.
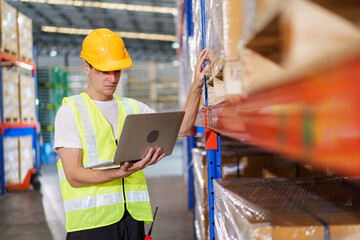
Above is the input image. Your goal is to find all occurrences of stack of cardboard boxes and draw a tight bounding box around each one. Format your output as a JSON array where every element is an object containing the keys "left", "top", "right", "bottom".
[
  {"left": 4, "top": 136, "right": 33, "bottom": 186},
  {"left": 1, "top": 0, "right": 35, "bottom": 187}
]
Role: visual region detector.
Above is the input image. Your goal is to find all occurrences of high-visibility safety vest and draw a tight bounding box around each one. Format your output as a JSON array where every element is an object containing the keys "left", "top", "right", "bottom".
[{"left": 57, "top": 92, "right": 153, "bottom": 232}]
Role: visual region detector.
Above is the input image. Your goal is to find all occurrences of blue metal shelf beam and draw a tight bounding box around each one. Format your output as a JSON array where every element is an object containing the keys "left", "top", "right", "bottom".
[{"left": 200, "top": 0, "right": 222, "bottom": 239}]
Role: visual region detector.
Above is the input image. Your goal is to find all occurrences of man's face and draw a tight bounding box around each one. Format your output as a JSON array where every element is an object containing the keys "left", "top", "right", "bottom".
[{"left": 84, "top": 61, "right": 121, "bottom": 100}]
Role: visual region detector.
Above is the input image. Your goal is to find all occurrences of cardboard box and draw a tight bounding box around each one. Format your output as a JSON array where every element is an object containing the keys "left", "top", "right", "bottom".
[
  {"left": 2, "top": 67, "right": 20, "bottom": 122},
  {"left": 18, "top": 135, "right": 33, "bottom": 184},
  {"left": 4, "top": 137, "right": 20, "bottom": 186},
  {"left": 19, "top": 74, "right": 36, "bottom": 122},
  {"left": 17, "top": 11, "right": 33, "bottom": 62}
]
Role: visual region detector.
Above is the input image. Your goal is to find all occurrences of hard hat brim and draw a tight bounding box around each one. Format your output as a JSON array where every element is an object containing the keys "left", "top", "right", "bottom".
[{"left": 90, "top": 58, "right": 132, "bottom": 72}]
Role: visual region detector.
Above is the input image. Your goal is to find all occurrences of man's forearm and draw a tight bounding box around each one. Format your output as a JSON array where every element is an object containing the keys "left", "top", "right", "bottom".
[{"left": 179, "top": 83, "right": 203, "bottom": 137}]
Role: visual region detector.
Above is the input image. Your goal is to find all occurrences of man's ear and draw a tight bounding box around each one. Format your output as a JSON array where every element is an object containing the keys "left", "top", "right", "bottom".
[{"left": 83, "top": 61, "right": 90, "bottom": 75}]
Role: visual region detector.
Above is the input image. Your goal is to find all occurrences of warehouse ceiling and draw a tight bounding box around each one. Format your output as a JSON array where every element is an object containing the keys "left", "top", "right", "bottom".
[{"left": 6, "top": 0, "right": 179, "bottom": 63}]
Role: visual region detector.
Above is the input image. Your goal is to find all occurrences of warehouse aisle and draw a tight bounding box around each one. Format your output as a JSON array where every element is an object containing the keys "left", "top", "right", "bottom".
[{"left": 0, "top": 142, "right": 194, "bottom": 240}]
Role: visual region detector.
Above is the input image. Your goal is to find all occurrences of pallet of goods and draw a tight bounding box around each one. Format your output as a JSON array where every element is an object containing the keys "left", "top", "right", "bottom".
[
  {"left": 4, "top": 137, "right": 20, "bottom": 186},
  {"left": 2, "top": 66, "right": 20, "bottom": 123},
  {"left": 18, "top": 135, "right": 33, "bottom": 184},
  {"left": 192, "top": 142, "right": 275, "bottom": 240},
  {"left": 17, "top": 11, "right": 33, "bottom": 63},
  {"left": 214, "top": 177, "right": 360, "bottom": 239},
  {"left": 0, "top": 0, "right": 18, "bottom": 57},
  {"left": 19, "top": 74, "right": 36, "bottom": 122}
]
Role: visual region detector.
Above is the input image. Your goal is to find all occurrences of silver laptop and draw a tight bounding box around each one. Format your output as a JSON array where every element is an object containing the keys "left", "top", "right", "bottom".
[{"left": 87, "top": 111, "right": 185, "bottom": 169}]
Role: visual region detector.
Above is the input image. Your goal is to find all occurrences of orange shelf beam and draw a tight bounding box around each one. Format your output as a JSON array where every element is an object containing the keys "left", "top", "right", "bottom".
[
  {"left": 207, "top": 53, "right": 360, "bottom": 176},
  {"left": 0, "top": 52, "right": 35, "bottom": 73},
  {"left": 0, "top": 122, "right": 38, "bottom": 134}
]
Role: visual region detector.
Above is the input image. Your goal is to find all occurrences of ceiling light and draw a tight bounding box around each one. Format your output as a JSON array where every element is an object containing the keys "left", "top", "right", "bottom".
[
  {"left": 171, "top": 42, "right": 179, "bottom": 49},
  {"left": 41, "top": 26, "right": 177, "bottom": 42},
  {"left": 50, "top": 46, "right": 57, "bottom": 57},
  {"left": 8, "top": 0, "right": 178, "bottom": 15}
]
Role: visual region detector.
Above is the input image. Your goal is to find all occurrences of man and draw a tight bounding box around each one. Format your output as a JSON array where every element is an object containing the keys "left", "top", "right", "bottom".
[{"left": 54, "top": 28, "right": 210, "bottom": 240}]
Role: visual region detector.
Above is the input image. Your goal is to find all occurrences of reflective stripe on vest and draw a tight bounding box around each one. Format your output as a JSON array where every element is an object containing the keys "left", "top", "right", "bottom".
[
  {"left": 70, "top": 95, "right": 99, "bottom": 168},
  {"left": 126, "top": 191, "right": 150, "bottom": 203},
  {"left": 63, "top": 191, "right": 150, "bottom": 213},
  {"left": 64, "top": 192, "right": 123, "bottom": 212},
  {"left": 69, "top": 95, "right": 135, "bottom": 169},
  {"left": 119, "top": 97, "right": 135, "bottom": 115}
]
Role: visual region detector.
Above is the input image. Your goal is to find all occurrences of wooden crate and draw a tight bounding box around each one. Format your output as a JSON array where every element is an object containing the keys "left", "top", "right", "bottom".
[
  {"left": 2, "top": 67, "right": 20, "bottom": 123},
  {"left": 0, "top": 0, "right": 18, "bottom": 57},
  {"left": 17, "top": 11, "right": 33, "bottom": 62},
  {"left": 19, "top": 74, "right": 36, "bottom": 122}
]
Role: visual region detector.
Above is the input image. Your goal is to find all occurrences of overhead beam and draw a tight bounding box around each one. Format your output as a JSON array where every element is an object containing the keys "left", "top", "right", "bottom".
[
  {"left": 41, "top": 26, "right": 177, "bottom": 42},
  {"left": 7, "top": 0, "right": 178, "bottom": 15}
]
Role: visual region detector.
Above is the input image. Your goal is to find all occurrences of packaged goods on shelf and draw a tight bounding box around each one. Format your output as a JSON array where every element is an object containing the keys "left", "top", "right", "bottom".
[
  {"left": 214, "top": 177, "right": 360, "bottom": 240},
  {"left": 192, "top": 0, "right": 203, "bottom": 68},
  {"left": 4, "top": 137, "right": 20, "bottom": 186},
  {"left": 192, "top": 146, "right": 274, "bottom": 240},
  {"left": 205, "top": 0, "right": 224, "bottom": 80},
  {"left": 193, "top": 148, "right": 208, "bottom": 240},
  {"left": 2, "top": 67, "right": 20, "bottom": 122},
  {"left": 16, "top": 11, "right": 33, "bottom": 62},
  {"left": 262, "top": 156, "right": 329, "bottom": 178},
  {"left": 18, "top": 135, "right": 33, "bottom": 184},
  {"left": 19, "top": 74, "right": 36, "bottom": 122},
  {"left": 0, "top": 0, "right": 18, "bottom": 56},
  {"left": 206, "top": 76, "right": 225, "bottom": 105}
]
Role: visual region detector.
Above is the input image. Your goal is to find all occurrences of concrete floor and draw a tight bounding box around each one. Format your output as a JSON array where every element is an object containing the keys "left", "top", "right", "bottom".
[{"left": 0, "top": 142, "right": 194, "bottom": 240}]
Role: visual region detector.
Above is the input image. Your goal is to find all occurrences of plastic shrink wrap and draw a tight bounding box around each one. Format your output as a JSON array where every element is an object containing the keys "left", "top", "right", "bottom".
[
  {"left": 214, "top": 177, "right": 360, "bottom": 240},
  {"left": 204, "top": 0, "right": 223, "bottom": 80},
  {"left": 192, "top": 142, "right": 274, "bottom": 240}
]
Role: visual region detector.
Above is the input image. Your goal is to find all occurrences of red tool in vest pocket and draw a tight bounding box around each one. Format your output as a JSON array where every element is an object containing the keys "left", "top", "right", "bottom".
[{"left": 144, "top": 207, "right": 158, "bottom": 240}]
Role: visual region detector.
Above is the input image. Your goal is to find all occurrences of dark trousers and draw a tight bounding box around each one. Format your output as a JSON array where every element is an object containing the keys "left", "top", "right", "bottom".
[{"left": 66, "top": 210, "right": 145, "bottom": 240}]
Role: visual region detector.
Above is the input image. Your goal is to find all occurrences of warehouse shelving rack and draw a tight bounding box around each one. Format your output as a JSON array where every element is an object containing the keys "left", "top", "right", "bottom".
[
  {"left": 182, "top": 0, "right": 360, "bottom": 239},
  {"left": 0, "top": 51, "right": 40, "bottom": 194},
  {"left": 183, "top": 0, "right": 223, "bottom": 239}
]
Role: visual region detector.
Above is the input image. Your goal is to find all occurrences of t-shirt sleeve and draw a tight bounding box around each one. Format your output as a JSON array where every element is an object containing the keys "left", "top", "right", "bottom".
[
  {"left": 134, "top": 99, "right": 156, "bottom": 114},
  {"left": 53, "top": 103, "right": 83, "bottom": 150}
]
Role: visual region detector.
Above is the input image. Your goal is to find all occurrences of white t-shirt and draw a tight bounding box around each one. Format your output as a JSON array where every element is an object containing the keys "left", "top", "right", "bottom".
[{"left": 53, "top": 98, "right": 155, "bottom": 150}]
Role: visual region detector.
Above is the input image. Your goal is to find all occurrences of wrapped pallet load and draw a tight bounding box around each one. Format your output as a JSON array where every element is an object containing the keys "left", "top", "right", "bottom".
[
  {"left": 214, "top": 177, "right": 360, "bottom": 239},
  {"left": 17, "top": 11, "right": 33, "bottom": 62},
  {"left": 0, "top": 0, "right": 18, "bottom": 56}
]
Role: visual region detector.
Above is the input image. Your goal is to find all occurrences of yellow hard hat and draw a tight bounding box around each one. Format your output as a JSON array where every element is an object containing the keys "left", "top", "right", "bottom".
[{"left": 80, "top": 28, "right": 132, "bottom": 71}]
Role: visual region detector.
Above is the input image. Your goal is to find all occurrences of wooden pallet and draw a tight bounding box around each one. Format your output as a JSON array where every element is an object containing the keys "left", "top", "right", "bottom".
[
  {"left": 4, "top": 117, "right": 20, "bottom": 123},
  {"left": 1, "top": 48, "right": 18, "bottom": 59},
  {"left": 21, "top": 117, "right": 36, "bottom": 123},
  {"left": 19, "top": 56, "right": 33, "bottom": 64}
]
